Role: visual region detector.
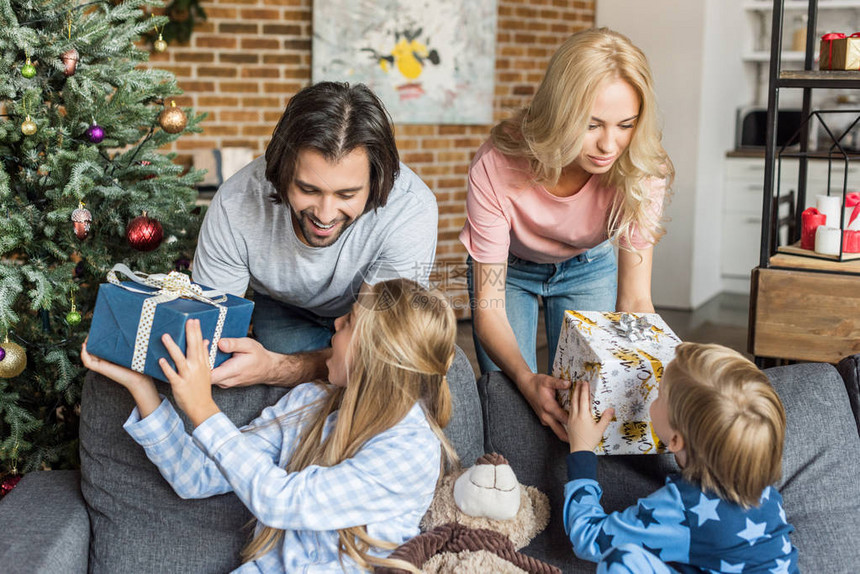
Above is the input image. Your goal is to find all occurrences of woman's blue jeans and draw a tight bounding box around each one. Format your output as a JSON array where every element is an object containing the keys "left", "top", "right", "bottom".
[
  {"left": 467, "top": 241, "right": 618, "bottom": 375},
  {"left": 250, "top": 292, "right": 337, "bottom": 355}
]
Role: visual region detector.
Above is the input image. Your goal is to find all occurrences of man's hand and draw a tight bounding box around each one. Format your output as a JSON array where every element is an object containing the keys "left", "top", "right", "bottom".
[
  {"left": 159, "top": 319, "right": 219, "bottom": 427},
  {"left": 209, "top": 337, "right": 331, "bottom": 389},
  {"left": 517, "top": 373, "right": 571, "bottom": 442},
  {"left": 209, "top": 337, "right": 278, "bottom": 388},
  {"left": 567, "top": 380, "right": 614, "bottom": 453}
]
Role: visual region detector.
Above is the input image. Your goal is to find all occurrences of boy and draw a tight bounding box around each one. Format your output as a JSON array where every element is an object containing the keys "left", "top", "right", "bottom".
[{"left": 564, "top": 342, "right": 799, "bottom": 573}]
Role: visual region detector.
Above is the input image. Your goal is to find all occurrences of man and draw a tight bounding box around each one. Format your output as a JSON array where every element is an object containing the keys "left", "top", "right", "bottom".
[{"left": 193, "top": 82, "right": 438, "bottom": 388}]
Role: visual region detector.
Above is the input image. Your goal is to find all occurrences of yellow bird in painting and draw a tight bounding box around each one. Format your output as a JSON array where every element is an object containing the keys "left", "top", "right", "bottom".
[{"left": 364, "top": 28, "right": 441, "bottom": 81}]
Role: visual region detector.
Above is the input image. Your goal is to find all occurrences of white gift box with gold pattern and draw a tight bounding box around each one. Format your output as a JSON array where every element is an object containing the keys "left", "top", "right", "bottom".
[{"left": 552, "top": 311, "right": 682, "bottom": 455}]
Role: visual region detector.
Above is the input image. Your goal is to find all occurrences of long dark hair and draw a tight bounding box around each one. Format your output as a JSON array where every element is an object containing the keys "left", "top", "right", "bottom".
[{"left": 265, "top": 82, "right": 400, "bottom": 212}]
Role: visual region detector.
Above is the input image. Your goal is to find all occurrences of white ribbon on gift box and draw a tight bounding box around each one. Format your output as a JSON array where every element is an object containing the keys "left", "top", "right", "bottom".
[{"left": 107, "top": 263, "right": 228, "bottom": 373}]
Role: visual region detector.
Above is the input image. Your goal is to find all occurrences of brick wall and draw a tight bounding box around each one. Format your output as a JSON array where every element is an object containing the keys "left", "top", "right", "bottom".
[{"left": 150, "top": 0, "right": 595, "bottom": 316}]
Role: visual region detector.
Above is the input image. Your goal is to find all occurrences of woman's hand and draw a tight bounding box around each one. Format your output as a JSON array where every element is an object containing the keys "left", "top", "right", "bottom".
[
  {"left": 159, "top": 319, "right": 220, "bottom": 427},
  {"left": 517, "top": 373, "right": 572, "bottom": 442},
  {"left": 81, "top": 338, "right": 160, "bottom": 417},
  {"left": 566, "top": 380, "right": 614, "bottom": 453}
]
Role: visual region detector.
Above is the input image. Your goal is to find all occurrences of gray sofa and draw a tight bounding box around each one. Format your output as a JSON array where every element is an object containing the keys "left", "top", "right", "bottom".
[{"left": 2, "top": 349, "right": 860, "bottom": 573}]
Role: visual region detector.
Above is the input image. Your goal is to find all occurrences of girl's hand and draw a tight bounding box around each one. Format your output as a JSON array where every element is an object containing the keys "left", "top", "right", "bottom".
[
  {"left": 160, "top": 319, "right": 220, "bottom": 427},
  {"left": 81, "top": 337, "right": 153, "bottom": 391},
  {"left": 81, "top": 338, "right": 160, "bottom": 416},
  {"left": 517, "top": 373, "right": 571, "bottom": 442},
  {"left": 567, "top": 380, "right": 614, "bottom": 453}
]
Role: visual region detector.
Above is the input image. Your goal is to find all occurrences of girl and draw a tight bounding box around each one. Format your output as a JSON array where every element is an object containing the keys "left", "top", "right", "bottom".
[
  {"left": 81, "top": 278, "right": 457, "bottom": 573},
  {"left": 461, "top": 28, "right": 674, "bottom": 441}
]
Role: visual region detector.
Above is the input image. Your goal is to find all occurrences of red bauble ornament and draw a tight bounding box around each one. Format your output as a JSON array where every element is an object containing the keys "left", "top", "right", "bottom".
[
  {"left": 0, "top": 475, "right": 21, "bottom": 499},
  {"left": 126, "top": 212, "right": 164, "bottom": 252}
]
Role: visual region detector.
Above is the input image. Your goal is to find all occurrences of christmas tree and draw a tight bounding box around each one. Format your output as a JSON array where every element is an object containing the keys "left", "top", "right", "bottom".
[{"left": 0, "top": 0, "right": 205, "bottom": 479}]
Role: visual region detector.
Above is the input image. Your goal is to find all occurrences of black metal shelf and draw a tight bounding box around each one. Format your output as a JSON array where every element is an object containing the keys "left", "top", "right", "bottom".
[{"left": 758, "top": 0, "right": 860, "bottom": 269}]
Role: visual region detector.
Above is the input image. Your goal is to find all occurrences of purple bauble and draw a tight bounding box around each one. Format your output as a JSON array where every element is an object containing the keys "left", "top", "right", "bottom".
[
  {"left": 86, "top": 124, "right": 105, "bottom": 144},
  {"left": 0, "top": 346, "right": 5, "bottom": 362}
]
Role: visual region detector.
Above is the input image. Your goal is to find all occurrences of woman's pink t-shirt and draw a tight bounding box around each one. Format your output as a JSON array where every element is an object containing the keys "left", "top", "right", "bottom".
[{"left": 459, "top": 141, "right": 666, "bottom": 264}]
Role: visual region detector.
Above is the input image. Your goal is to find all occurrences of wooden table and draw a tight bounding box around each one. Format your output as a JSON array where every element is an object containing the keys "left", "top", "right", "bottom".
[{"left": 749, "top": 254, "right": 860, "bottom": 363}]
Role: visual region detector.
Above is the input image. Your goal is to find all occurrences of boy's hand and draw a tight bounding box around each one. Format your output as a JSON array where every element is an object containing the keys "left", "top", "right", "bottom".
[
  {"left": 160, "top": 319, "right": 220, "bottom": 427},
  {"left": 566, "top": 380, "right": 614, "bottom": 453}
]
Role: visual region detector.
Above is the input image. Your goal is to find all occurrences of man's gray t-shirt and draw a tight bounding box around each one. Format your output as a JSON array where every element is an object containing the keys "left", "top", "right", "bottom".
[{"left": 192, "top": 156, "right": 438, "bottom": 318}]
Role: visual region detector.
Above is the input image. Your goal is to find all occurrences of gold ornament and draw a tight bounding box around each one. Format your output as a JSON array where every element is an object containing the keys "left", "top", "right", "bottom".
[
  {"left": 21, "top": 116, "right": 37, "bottom": 136},
  {"left": 153, "top": 34, "right": 168, "bottom": 53},
  {"left": 61, "top": 48, "right": 79, "bottom": 76},
  {"left": 158, "top": 100, "right": 187, "bottom": 134},
  {"left": 0, "top": 338, "right": 26, "bottom": 379}
]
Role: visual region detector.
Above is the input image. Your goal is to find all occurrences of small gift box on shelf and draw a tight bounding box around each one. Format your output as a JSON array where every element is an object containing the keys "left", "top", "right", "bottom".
[
  {"left": 87, "top": 264, "right": 254, "bottom": 381},
  {"left": 552, "top": 311, "right": 682, "bottom": 456},
  {"left": 819, "top": 33, "right": 860, "bottom": 70}
]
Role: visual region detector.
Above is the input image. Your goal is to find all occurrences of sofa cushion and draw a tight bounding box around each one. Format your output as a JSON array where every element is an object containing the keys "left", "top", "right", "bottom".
[
  {"left": 766, "top": 361, "right": 860, "bottom": 573},
  {"left": 0, "top": 470, "right": 89, "bottom": 574},
  {"left": 479, "top": 362, "right": 860, "bottom": 574},
  {"left": 80, "top": 373, "right": 288, "bottom": 574},
  {"left": 79, "top": 345, "right": 481, "bottom": 574},
  {"left": 445, "top": 346, "right": 484, "bottom": 468}
]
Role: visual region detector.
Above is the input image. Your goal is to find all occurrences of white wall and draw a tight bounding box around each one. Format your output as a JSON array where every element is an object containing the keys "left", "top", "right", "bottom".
[
  {"left": 597, "top": 0, "right": 747, "bottom": 309},
  {"left": 692, "top": 1, "right": 745, "bottom": 308}
]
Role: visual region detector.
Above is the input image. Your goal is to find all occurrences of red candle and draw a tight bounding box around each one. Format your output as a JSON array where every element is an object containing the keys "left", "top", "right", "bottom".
[
  {"left": 802, "top": 207, "right": 827, "bottom": 250},
  {"left": 843, "top": 230, "right": 860, "bottom": 253}
]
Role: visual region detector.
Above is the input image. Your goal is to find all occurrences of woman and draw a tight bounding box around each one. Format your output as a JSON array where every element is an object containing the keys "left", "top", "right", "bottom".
[
  {"left": 81, "top": 279, "right": 457, "bottom": 573},
  {"left": 461, "top": 28, "right": 674, "bottom": 441}
]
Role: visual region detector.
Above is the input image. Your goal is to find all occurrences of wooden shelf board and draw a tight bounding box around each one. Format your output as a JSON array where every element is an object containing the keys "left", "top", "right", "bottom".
[
  {"left": 770, "top": 245, "right": 860, "bottom": 271},
  {"left": 779, "top": 70, "right": 860, "bottom": 88}
]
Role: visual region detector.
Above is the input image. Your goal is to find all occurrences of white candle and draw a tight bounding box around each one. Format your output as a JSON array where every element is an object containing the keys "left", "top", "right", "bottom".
[
  {"left": 817, "top": 195, "right": 843, "bottom": 228},
  {"left": 815, "top": 225, "right": 842, "bottom": 255}
]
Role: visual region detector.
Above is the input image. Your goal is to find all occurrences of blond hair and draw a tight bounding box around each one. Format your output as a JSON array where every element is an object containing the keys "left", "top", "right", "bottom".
[
  {"left": 241, "top": 279, "right": 459, "bottom": 572},
  {"left": 663, "top": 343, "right": 785, "bottom": 508},
  {"left": 491, "top": 27, "right": 674, "bottom": 250}
]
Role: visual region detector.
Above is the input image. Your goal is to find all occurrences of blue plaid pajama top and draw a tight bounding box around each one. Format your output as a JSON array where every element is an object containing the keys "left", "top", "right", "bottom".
[{"left": 123, "top": 382, "right": 442, "bottom": 573}]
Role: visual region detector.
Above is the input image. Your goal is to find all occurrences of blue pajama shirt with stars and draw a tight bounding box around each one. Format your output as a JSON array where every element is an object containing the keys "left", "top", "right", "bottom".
[{"left": 562, "top": 452, "right": 799, "bottom": 574}]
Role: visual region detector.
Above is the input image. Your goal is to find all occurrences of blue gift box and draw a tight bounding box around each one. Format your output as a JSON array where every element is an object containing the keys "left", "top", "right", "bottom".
[{"left": 86, "top": 279, "right": 254, "bottom": 381}]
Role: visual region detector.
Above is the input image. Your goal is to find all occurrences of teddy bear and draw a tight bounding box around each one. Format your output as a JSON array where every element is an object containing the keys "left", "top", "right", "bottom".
[{"left": 377, "top": 453, "right": 560, "bottom": 574}]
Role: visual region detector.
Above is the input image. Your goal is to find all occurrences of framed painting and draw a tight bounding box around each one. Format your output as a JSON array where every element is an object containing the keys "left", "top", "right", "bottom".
[{"left": 312, "top": 0, "right": 497, "bottom": 124}]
